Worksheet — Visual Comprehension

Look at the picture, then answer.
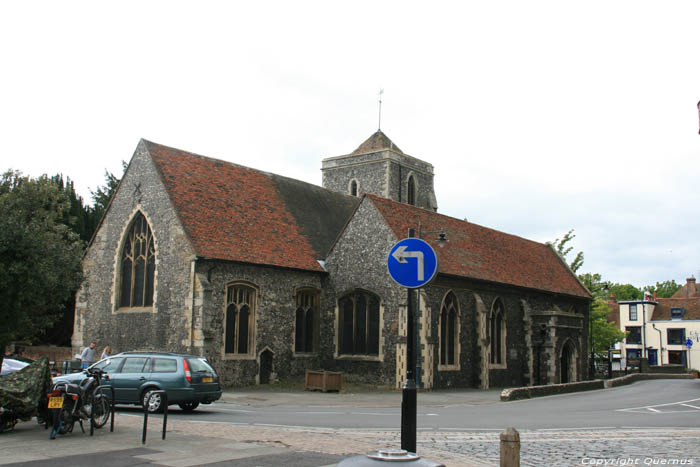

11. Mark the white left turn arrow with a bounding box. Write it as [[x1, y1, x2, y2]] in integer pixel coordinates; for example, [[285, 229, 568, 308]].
[[391, 245, 425, 281]]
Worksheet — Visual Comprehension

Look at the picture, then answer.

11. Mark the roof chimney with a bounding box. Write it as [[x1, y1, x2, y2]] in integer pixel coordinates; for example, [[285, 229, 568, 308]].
[[687, 276, 697, 296]]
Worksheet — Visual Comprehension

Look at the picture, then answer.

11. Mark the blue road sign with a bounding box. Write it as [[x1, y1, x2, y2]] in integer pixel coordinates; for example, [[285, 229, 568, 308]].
[[387, 238, 439, 288], [686, 338, 693, 349]]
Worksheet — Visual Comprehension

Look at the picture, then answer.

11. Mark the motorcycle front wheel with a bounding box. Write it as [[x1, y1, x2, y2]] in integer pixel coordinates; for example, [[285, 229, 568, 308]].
[[91, 394, 110, 428]]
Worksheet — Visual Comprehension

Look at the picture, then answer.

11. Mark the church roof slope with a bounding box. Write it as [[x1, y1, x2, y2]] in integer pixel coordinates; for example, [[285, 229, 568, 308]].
[[367, 195, 591, 299], [352, 130, 403, 154], [145, 140, 360, 272]]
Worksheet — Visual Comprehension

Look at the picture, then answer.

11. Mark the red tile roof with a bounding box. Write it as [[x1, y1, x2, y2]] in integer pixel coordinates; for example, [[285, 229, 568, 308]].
[[672, 277, 699, 299], [352, 130, 403, 155], [367, 195, 591, 298], [651, 298, 700, 321], [145, 141, 359, 272]]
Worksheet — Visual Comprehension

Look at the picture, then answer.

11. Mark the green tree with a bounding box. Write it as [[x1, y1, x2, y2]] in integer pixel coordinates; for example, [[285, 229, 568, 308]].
[[608, 283, 642, 301], [0, 171, 84, 366], [550, 229, 584, 273], [643, 280, 682, 299], [578, 273, 626, 353], [591, 298, 626, 353], [90, 162, 125, 222], [579, 272, 605, 297]]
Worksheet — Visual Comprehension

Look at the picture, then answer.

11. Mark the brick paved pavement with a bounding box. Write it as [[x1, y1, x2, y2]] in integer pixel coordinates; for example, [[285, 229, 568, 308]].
[[120, 414, 700, 466], [335, 427, 700, 466]]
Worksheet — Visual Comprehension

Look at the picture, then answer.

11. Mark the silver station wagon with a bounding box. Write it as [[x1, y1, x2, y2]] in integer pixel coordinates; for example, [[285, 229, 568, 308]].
[[52, 351, 222, 412]]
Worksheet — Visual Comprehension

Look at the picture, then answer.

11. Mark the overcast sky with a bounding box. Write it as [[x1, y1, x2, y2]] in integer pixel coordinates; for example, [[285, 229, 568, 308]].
[[2, 1, 698, 289]]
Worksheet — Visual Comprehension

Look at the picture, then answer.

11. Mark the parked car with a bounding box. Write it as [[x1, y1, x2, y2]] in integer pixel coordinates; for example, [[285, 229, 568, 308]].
[[1, 358, 31, 376], [51, 351, 222, 412]]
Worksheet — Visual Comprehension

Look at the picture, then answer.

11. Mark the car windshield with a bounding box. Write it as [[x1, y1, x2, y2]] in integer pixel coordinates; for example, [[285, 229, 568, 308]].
[[186, 358, 215, 373], [91, 357, 123, 374]]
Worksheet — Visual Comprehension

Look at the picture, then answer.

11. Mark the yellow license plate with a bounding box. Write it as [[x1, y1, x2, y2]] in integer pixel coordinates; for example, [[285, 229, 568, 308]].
[[48, 397, 63, 409], [202, 377, 213, 383]]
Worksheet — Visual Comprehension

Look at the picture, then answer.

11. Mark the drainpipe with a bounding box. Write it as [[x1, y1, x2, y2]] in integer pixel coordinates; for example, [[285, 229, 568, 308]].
[[652, 323, 663, 365], [641, 300, 647, 370]]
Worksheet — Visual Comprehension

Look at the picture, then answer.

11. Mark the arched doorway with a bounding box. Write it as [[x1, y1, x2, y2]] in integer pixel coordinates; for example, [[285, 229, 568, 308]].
[[560, 341, 576, 384], [259, 349, 274, 384]]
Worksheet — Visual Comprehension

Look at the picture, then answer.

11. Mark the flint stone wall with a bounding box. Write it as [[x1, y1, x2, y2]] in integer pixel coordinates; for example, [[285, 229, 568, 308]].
[[74, 141, 196, 357]]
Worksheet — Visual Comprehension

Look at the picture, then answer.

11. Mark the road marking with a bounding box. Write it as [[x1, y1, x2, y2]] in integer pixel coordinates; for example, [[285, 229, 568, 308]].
[[200, 407, 256, 413], [535, 427, 616, 431], [681, 403, 700, 409], [437, 428, 503, 432], [617, 397, 700, 413]]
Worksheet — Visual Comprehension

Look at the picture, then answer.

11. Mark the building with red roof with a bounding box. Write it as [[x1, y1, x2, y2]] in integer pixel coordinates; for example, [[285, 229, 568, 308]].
[[73, 130, 592, 390], [616, 277, 700, 369]]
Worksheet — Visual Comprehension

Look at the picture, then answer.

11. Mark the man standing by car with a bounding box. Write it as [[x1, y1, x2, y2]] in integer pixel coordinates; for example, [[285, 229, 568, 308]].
[[80, 342, 97, 369]]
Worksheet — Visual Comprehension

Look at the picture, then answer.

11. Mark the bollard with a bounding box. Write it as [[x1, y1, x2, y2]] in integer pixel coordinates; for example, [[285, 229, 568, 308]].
[[500, 427, 520, 467]]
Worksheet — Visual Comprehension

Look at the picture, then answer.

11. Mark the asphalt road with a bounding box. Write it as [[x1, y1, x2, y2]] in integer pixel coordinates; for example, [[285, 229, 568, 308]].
[[129, 379, 700, 431]]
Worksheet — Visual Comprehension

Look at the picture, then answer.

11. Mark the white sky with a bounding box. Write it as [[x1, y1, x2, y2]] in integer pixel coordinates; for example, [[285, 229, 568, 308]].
[[2, 1, 699, 289]]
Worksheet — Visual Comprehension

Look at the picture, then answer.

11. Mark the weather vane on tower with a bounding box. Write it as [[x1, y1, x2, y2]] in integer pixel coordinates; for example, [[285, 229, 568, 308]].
[[378, 88, 384, 131]]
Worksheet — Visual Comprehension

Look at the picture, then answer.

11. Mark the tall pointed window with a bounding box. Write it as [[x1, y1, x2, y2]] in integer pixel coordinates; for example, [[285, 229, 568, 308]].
[[295, 289, 319, 353], [225, 284, 256, 356], [439, 292, 459, 367], [407, 175, 416, 206], [119, 212, 156, 309], [338, 290, 380, 356], [490, 299, 506, 366], [350, 180, 358, 197]]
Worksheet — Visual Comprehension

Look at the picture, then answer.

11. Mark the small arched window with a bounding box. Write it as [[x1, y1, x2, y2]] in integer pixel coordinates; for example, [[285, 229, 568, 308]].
[[440, 292, 459, 366], [490, 299, 506, 365], [338, 290, 380, 356], [119, 212, 156, 309], [350, 180, 358, 197], [225, 284, 256, 355], [295, 289, 319, 353], [407, 175, 416, 206]]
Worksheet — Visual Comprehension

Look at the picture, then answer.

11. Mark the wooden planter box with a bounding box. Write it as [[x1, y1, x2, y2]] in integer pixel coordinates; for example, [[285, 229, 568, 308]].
[[305, 370, 343, 392]]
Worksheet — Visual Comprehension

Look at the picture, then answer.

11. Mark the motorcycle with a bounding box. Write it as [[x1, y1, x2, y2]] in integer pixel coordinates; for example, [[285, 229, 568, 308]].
[[48, 367, 111, 439]]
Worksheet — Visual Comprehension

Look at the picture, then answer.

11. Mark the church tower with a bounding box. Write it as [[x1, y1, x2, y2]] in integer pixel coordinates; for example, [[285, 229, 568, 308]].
[[321, 130, 438, 211]]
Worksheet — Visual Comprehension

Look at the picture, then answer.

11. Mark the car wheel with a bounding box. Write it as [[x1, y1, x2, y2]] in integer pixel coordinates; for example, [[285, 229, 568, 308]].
[[142, 388, 163, 413], [178, 401, 199, 412]]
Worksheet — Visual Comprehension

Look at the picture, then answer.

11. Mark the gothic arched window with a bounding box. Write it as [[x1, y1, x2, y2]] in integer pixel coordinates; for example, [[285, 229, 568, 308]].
[[338, 290, 380, 356], [407, 175, 416, 206], [490, 299, 506, 366], [118, 212, 156, 309], [295, 289, 319, 353], [440, 292, 459, 366], [350, 180, 358, 197], [225, 283, 256, 356]]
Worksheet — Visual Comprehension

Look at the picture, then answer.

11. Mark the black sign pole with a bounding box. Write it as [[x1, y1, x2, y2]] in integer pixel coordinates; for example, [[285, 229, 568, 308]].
[[401, 286, 417, 453]]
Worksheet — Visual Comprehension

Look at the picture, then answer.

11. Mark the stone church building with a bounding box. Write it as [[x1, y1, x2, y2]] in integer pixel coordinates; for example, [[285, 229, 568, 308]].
[[73, 131, 591, 389]]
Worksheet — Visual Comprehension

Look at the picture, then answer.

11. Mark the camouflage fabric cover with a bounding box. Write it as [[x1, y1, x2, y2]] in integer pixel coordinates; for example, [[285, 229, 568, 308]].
[[0, 357, 51, 421]]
